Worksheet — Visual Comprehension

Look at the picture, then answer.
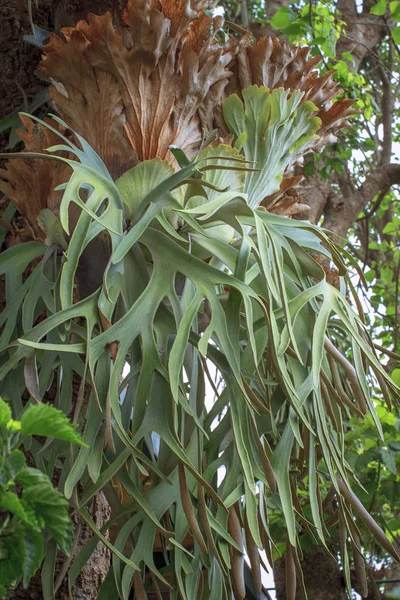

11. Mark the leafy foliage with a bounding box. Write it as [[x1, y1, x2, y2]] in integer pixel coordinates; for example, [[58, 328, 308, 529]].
[[0, 99, 398, 597], [0, 398, 83, 595], [0, 1, 398, 598]]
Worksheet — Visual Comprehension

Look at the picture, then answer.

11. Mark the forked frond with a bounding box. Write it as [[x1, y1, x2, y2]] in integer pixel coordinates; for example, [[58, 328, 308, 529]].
[[0, 3, 393, 599]]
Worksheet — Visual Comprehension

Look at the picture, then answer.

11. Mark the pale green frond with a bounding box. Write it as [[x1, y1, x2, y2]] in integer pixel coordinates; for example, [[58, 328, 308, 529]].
[[222, 86, 321, 208]]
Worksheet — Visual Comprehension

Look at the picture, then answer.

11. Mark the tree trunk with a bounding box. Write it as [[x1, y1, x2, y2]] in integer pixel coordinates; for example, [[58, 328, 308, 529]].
[[274, 546, 347, 600], [0, 0, 50, 142], [52, 0, 126, 32], [8, 494, 110, 600]]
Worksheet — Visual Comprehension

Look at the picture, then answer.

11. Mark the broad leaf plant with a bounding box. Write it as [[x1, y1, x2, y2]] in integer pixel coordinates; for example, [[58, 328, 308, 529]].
[[0, 0, 398, 598], [0, 399, 84, 595]]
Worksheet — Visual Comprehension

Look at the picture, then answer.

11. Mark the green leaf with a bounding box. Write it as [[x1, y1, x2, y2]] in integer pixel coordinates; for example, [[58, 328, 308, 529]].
[[0, 491, 28, 522], [364, 269, 375, 282], [0, 530, 24, 588], [115, 158, 176, 218], [270, 421, 296, 545], [197, 145, 245, 200], [21, 528, 43, 587], [17, 467, 73, 554], [392, 25, 400, 43], [0, 242, 45, 277], [0, 450, 26, 487], [7, 450, 26, 478], [0, 397, 11, 426], [21, 403, 85, 445], [37, 209, 68, 250], [79, 508, 139, 572], [381, 448, 397, 474], [342, 51, 355, 63], [382, 222, 397, 234], [381, 267, 393, 284], [41, 539, 57, 600], [270, 6, 292, 28], [390, 0, 400, 18], [392, 368, 400, 386], [370, 0, 386, 15]]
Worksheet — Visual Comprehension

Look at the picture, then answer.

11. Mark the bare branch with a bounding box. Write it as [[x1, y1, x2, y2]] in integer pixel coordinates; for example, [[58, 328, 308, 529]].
[[376, 48, 394, 164], [241, 0, 249, 29], [322, 164, 400, 241]]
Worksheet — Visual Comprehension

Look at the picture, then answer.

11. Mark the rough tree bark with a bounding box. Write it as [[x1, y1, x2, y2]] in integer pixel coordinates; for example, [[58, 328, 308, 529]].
[[274, 546, 347, 600]]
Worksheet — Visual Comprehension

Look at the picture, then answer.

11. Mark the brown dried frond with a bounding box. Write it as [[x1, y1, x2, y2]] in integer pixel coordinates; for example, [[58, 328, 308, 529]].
[[0, 115, 71, 239], [1, 1, 357, 230], [40, 22, 136, 179], [40, 0, 239, 165], [264, 176, 309, 216]]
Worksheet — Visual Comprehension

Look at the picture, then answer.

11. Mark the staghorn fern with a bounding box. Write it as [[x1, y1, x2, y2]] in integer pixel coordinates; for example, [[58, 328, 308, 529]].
[[0, 1, 398, 599]]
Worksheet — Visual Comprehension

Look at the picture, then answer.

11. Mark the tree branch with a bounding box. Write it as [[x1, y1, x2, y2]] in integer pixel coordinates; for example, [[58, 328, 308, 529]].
[[336, 0, 386, 70], [241, 0, 249, 29], [322, 164, 400, 241], [376, 47, 394, 164]]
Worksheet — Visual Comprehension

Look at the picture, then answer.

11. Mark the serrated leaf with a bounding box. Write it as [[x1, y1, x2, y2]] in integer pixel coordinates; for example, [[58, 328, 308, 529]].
[[21, 528, 43, 587], [17, 467, 73, 553], [0, 491, 28, 522], [5, 450, 26, 480], [22, 488, 73, 554], [0, 530, 24, 588], [21, 403, 84, 445]]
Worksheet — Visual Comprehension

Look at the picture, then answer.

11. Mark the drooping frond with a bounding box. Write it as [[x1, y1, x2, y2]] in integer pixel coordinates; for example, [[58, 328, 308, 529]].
[[0, 4, 388, 600]]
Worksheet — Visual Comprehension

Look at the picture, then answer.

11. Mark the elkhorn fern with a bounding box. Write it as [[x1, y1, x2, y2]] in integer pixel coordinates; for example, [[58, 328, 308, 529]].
[[0, 2, 395, 600]]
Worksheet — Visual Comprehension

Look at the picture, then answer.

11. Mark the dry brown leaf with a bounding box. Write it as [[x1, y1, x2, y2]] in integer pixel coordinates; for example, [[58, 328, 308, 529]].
[[41, 26, 136, 179], [40, 1, 239, 164], [0, 115, 71, 238], [262, 175, 303, 211], [1, 2, 357, 232]]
